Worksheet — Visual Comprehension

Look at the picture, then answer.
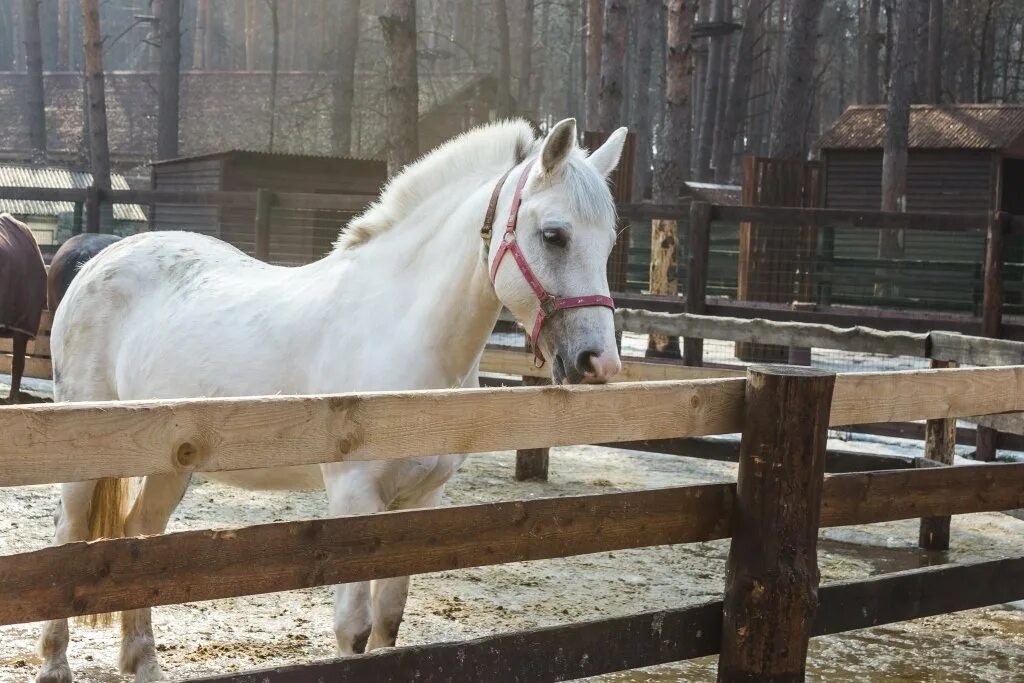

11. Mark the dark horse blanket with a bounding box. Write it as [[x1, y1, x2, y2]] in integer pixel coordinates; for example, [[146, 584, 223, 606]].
[[0, 214, 46, 338]]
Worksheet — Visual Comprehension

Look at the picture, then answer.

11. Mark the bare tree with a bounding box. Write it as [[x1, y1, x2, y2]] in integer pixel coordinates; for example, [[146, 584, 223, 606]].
[[695, 0, 729, 180], [496, 0, 513, 116], [648, 0, 695, 358], [380, 0, 418, 176], [267, 0, 279, 151], [157, 0, 181, 160], [57, 0, 71, 70], [863, 0, 881, 103], [597, 0, 627, 131], [246, 0, 260, 70], [81, 0, 111, 231], [876, 0, 916, 296], [769, 0, 825, 159], [517, 0, 535, 118], [631, 0, 659, 199], [332, 0, 361, 156], [193, 0, 210, 69], [22, 0, 46, 159], [713, 0, 763, 182], [585, 0, 603, 129], [926, 0, 942, 103]]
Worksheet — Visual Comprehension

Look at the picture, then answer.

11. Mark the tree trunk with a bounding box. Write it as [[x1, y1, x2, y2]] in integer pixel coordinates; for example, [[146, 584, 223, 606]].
[[193, 0, 208, 68], [22, 0, 46, 159], [245, 0, 260, 70], [81, 0, 111, 231], [876, 0, 915, 298], [714, 0, 762, 183], [768, 0, 825, 159], [517, 0, 535, 118], [380, 0, 418, 177], [495, 0, 513, 116], [585, 0, 603, 129], [631, 0, 658, 199], [863, 0, 880, 103], [57, 0, 70, 70], [648, 0, 695, 359], [267, 0, 279, 151], [596, 0, 627, 132], [913, 0, 929, 101], [157, 0, 181, 160], [529, 0, 550, 117], [332, 0, 361, 157], [695, 0, 729, 180], [926, 0, 942, 103]]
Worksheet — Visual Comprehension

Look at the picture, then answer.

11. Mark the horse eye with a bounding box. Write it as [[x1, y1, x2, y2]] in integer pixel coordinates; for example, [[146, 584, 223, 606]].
[[542, 227, 569, 247]]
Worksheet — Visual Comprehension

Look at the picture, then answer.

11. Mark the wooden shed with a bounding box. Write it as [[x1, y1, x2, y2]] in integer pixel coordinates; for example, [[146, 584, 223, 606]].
[[818, 104, 1024, 213], [816, 104, 1024, 314], [151, 151, 386, 264]]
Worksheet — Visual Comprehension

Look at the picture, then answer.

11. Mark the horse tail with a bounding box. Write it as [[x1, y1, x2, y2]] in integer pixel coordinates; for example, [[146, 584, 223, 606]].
[[77, 477, 134, 627]]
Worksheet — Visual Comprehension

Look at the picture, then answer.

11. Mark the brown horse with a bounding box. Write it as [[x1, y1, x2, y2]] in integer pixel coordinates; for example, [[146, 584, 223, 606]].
[[47, 232, 121, 311], [0, 214, 46, 403]]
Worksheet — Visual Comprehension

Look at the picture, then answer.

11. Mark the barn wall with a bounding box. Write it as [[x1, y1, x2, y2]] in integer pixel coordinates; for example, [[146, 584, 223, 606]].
[[150, 158, 223, 237], [821, 149, 994, 313]]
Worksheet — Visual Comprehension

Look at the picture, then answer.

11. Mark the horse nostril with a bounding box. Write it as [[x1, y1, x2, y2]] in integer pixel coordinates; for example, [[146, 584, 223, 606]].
[[576, 350, 599, 375]]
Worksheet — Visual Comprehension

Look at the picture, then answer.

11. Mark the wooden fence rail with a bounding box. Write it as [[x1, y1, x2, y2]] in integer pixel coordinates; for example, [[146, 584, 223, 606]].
[[2, 461, 1021, 626], [186, 556, 1024, 683], [3, 366, 1024, 486]]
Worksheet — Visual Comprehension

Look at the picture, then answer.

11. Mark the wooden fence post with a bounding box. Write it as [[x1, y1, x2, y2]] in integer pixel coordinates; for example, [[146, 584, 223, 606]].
[[977, 212, 1008, 462], [72, 201, 83, 235], [718, 365, 836, 683], [84, 185, 100, 233], [684, 201, 711, 366], [515, 377, 550, 481], [918, 359, 959, 551], [255, 188, 272, 261]]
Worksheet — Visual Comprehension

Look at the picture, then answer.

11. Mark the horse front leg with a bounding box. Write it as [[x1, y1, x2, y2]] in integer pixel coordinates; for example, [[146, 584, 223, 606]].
[[37, 481, 100, 683], [324, 465, 387, 655], [119, 472, 191, 683], [9, 332, 27, 403], [367, 485, 445, 651]]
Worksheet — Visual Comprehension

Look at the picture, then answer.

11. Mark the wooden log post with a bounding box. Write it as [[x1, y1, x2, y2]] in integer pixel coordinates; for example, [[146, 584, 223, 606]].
[[515, 375, 551, 481], [918, 361, 958, 551], [718, 365, 836, 683], [84, 185, 100, 233], [646, 217, 681, 358], [684, 201, 711, 366], [254, 188, 272, 261], [976, 212, 1008, 462]]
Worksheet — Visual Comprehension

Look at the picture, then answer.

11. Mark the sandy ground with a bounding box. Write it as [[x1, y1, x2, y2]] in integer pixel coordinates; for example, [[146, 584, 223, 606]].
[[1, 443, 1023, 682]]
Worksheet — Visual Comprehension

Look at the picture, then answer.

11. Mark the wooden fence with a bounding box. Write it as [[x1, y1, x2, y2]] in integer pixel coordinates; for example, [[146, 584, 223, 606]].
[[2, 364, 1024, 681]]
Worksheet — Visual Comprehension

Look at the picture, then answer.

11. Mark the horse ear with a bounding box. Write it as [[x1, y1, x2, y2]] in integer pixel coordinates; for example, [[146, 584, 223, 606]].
[[540, 118, 577, 176], [588, 127, 629, 178]]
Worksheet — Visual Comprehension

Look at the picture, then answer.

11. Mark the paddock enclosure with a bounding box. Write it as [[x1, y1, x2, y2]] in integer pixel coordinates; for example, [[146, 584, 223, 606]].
[[2, 352, 1024, 680], [3, 184, 1024, 680]]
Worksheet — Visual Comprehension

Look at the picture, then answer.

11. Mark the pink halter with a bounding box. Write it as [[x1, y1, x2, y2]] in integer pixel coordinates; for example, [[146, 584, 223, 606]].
[[482, 160, 615, 365]]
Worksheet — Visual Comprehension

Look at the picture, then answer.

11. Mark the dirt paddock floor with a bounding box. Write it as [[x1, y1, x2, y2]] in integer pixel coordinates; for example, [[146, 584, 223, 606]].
[[1, 441, 1023, 682]]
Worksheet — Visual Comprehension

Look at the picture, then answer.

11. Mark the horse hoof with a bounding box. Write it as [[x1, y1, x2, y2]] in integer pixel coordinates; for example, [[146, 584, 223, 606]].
[[133, 661, 168, 683], [35, 660, 73, 683]]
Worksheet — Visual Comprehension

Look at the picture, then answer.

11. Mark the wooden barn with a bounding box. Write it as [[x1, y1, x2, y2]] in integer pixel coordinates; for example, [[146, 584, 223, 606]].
[[816, 104, 1024, 314], [150, 150, 385, 264]]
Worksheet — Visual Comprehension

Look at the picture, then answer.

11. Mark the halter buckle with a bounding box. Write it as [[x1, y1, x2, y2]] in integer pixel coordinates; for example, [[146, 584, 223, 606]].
[[502, 230, 516, 243], [540, 296, 557, 315]]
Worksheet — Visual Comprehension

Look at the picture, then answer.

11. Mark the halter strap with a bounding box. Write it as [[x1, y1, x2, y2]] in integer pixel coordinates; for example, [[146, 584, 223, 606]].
[[483, 160, 615, 366]]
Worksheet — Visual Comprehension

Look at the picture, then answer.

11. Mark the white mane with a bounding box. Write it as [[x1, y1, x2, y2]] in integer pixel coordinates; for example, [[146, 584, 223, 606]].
[[336, 119, 537, 251]]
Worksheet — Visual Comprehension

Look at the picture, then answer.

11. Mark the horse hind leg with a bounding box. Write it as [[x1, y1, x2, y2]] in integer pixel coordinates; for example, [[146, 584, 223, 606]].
[[36, 480, 104, 683], [8, 332, 27, 403], [119, 472, 192, 683]]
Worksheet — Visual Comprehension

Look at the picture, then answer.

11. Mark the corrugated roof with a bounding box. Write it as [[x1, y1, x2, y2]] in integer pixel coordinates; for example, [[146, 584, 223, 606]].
[[0, 164, 146, 221], [151, 148, 385, 166], [818, 104, 1024, 151]]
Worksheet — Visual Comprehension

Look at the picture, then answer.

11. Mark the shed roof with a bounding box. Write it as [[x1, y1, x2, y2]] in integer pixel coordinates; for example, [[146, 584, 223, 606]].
[[818, 104, 1024, 152], [151, 148, 385, 167], [0, 164, 146, 221]]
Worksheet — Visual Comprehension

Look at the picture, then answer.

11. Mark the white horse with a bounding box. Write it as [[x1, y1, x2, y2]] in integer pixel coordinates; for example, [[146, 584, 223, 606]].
[[37, 118, 627, 683]]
